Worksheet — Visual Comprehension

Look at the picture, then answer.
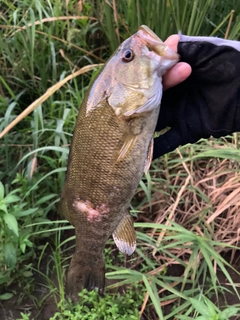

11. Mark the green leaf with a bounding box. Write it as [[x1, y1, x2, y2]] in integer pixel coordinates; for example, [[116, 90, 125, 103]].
[[0, 292, 13, 300], [205, 298, 218, 317], [20, 242, 26, 253], [189, 298, 210, 316], [0, 202, 8, 214], [22, 271, 33, 278], [142, 276, 164, 320], [14, 207, 38, 217], [220, 307, 240, 318], [4, 242, 17, 269], [4, 194, 20, 204], [3, 213, 19, 236], [0, 181, 4, 200]]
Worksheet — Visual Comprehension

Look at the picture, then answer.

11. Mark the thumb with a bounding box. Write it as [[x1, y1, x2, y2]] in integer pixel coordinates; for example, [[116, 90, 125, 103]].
[[153, 128, 184, 159]]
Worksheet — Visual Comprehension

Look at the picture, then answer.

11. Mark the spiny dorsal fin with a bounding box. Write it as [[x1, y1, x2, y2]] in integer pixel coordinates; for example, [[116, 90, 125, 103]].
[[112, 214, 136, 255]]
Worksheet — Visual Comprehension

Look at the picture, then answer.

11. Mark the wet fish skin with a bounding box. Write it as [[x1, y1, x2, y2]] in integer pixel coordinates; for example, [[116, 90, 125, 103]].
[[58, 25, 179, 300]]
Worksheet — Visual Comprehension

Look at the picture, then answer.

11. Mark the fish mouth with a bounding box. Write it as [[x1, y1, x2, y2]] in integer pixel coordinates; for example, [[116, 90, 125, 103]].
[[136, 25, 179, 61]]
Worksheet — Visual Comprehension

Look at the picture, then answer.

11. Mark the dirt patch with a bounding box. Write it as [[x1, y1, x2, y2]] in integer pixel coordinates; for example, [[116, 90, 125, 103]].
[[1, 251, 240, 320], [215, 253, 240, 315]]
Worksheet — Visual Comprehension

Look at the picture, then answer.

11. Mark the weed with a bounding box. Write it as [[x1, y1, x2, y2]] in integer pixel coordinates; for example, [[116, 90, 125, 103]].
[[177, 296, 240, 319], [16, 312, 31, 320], [51, 287, 143, 320]]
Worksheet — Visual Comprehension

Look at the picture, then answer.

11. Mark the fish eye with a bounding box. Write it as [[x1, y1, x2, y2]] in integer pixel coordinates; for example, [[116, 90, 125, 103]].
[[122, 49, 134, 62]]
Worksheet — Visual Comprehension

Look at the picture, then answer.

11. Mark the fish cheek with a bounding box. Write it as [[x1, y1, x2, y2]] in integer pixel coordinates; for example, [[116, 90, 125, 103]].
[[115, 96, 145, 117], [107, 83, 146, 117]]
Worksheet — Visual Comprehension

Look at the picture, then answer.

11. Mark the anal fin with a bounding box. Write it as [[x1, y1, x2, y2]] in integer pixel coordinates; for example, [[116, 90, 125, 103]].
[[112, 213, 136, 255]]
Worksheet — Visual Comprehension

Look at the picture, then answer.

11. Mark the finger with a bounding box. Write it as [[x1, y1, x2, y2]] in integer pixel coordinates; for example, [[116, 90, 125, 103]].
[[164, 34, 180, 51], [163, 62, 192, 90]]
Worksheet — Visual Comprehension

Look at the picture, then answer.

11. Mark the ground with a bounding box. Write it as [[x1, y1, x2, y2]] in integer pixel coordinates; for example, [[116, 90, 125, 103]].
[[1, 250, 240, 320]]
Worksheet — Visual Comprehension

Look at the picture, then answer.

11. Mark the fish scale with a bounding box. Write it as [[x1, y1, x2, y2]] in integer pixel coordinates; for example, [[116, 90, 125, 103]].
[[58, 25, 179, 300], [62, 99, 149, 227]]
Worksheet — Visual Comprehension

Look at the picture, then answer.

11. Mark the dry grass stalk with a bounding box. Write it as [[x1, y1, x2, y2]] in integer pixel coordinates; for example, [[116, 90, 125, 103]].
[[11, 16, 97, 35], [0, 64, 103, 139], [139, 148, 240, 270], [153, 175, 191, 256]]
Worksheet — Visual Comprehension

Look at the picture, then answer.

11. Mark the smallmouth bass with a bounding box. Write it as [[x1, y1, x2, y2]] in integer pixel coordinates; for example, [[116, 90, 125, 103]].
[[58, 25, 179, 299]]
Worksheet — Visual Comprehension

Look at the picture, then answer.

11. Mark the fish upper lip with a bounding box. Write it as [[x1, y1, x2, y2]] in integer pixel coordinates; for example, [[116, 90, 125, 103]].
[[136, 26, 164, 49], [136, 26, 179, 61], [138, 25, 163, 42]]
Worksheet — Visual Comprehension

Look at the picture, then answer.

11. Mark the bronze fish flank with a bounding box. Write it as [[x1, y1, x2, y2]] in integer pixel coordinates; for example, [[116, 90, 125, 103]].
[[58, 25, 179, 299]]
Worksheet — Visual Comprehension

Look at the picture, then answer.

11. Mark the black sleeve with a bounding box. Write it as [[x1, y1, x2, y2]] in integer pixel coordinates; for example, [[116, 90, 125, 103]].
[[153, 36, 240, 159]]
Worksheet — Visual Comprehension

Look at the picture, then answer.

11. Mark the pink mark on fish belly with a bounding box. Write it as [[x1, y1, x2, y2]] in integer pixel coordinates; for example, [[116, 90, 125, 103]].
[[73, 199, 110, 222]]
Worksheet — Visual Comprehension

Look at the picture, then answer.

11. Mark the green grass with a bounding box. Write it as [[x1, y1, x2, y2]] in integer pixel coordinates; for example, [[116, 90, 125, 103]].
[[1, 0, 240, 319]]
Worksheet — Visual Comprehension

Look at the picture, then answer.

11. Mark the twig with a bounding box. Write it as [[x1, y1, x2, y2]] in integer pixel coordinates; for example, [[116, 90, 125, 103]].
[[153, 175, 191, 256], [225, 10, 234, 39], [11, 16, 97, 35], [0, 64, 103, 138]]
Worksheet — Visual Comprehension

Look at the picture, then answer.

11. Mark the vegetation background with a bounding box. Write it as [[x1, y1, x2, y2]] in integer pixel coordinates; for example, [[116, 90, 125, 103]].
[[1, 0, 240, 319]]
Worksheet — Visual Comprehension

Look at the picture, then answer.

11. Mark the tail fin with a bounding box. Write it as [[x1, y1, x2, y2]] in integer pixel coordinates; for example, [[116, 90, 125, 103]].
[[66, 250, 105, 301]]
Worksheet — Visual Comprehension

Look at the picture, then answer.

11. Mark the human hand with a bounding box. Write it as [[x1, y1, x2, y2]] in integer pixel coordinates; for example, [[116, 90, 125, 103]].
[[163, 35, 192, 90], [154, 34, 240, 158]]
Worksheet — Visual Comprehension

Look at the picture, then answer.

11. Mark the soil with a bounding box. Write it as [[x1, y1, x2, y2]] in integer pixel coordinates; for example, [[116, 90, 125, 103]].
[[161, 252, 240, 320], [1, 250, 240, 320]]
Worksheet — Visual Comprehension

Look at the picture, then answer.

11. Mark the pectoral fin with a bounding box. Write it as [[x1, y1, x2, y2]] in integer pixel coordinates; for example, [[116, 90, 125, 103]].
[[115, 133, 137, 163], [112, 213, 136, 255], [144, 138, 153, 174], [115, 117, 146, 163]]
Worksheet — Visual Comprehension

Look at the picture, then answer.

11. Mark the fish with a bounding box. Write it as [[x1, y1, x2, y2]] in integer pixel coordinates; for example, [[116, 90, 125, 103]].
[[58, 25, 179, 300]]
